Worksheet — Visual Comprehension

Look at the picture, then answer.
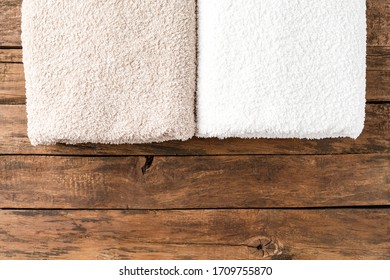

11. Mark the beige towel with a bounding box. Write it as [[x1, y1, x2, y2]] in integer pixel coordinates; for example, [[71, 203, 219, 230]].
[[22, 0, 196, 145]]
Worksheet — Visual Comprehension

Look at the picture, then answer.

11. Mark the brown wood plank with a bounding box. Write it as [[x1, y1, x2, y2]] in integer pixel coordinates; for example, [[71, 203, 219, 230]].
[[1, 154, 389, 209], [0, 63, 24, 104], [0, 0, 21, 47], [367, 70, 390, 101], [1, 0, 389, 47], [1, 104, 389, 155], [0, 209, 388, 259], [0, 49, 22, 63], [367, 0, 390, 46], [367, 46, 390, 70]]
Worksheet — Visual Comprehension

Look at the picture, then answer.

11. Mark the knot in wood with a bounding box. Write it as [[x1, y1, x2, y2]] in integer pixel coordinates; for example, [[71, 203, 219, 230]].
[[246, 236, 282, 259]]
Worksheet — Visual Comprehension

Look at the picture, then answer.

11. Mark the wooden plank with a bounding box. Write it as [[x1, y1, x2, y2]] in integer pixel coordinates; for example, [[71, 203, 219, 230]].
[[1, 104, 389, 155], [0, 63, 24, 104], [0, 209, 388, 259], [367, 0, 390, 46], [367, 70, 390, 101], [1, 0, 389, 47], [0, 49, 22, 63], [0, 0, 21, 47], [0, 154, 389, 209], [367, 46, 390, 70]]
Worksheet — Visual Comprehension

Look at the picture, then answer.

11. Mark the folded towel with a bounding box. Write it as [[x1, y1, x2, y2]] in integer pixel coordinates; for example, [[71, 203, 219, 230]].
[[22, 0, 196, 145], [197, 0, 366, 139]]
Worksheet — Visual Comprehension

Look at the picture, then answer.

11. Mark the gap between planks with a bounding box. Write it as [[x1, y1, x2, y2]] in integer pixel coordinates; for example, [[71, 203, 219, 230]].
[[1, 206, 389, 211]]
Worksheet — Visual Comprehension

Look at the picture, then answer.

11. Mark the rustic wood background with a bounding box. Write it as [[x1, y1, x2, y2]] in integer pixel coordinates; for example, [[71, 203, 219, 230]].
[[0, 0, 389, 260]]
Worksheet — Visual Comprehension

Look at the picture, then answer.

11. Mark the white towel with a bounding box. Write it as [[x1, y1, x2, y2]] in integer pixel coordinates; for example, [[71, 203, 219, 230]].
[[197, 0, 366, 139], [22, 0, 196, 145]]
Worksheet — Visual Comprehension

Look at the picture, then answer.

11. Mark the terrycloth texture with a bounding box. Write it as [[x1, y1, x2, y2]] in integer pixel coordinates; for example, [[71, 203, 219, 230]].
[[197, 0, 366, 139], [22, 0, 196, 145]]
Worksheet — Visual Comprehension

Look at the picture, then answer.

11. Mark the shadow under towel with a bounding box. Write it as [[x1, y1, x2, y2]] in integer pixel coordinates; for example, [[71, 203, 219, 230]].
[[197, 0, 366, 139], [22, 0, 196, 145]]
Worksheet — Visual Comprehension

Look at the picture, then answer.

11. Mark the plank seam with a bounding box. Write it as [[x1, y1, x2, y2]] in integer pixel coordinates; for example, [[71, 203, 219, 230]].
[[0, 152, 389, 157], [1, 206, 389, 211]]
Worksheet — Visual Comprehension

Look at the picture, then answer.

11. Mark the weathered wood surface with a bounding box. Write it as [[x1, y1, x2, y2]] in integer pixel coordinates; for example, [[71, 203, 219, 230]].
[[0, 0, 21, 47], [0, 154, 389, 209], [0, 64, 24, 104], [367, 0, 390, 46], [1, 0, 389, 47], [367, 70, 390, 101], [0, 49, 22, 63], [367, 46, 390, 71], [1, 104, 389, 155], [0, 0, 389, 262], [1, 47, 389, 104], [0, 209, 388, 259]]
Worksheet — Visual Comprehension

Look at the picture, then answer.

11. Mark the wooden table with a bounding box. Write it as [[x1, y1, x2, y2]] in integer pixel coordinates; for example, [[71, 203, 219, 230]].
[[0, 0, 389, 259]]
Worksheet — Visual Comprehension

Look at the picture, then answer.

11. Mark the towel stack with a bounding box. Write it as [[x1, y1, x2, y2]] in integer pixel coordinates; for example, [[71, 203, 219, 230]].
[[22, 0, 366, 145]]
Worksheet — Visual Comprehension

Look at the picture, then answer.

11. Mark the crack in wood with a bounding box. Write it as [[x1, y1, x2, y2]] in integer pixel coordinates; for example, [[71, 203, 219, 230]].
[[141, 156, 154, 175]]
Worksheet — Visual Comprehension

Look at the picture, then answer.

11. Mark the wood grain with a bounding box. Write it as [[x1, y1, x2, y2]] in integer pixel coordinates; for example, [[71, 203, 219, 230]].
[[0, 154, 389, 209], [1, 104, 389, 155], [367, 0, 390, 46], [0, 63, 24, 104], [1, 0, 389, 47], [367, 70, 390, 101], [0, 49, 22, 63], [0, 209, 388, 259], [0, 0, 21, 47], [0, 0, 389, 262], [367, 46, 390, 70]]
